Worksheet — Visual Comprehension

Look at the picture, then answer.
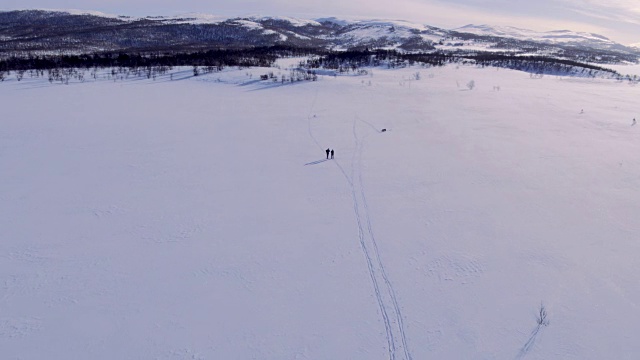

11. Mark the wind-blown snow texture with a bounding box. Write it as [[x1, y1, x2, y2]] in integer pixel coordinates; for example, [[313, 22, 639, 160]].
[[2, 63, 640, 359]]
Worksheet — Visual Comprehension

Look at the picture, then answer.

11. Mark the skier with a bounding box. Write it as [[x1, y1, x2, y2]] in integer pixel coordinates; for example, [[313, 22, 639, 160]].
[[633, 118, 636, 126], [326, 148, 330, 159], [330, 149, 334, 159]]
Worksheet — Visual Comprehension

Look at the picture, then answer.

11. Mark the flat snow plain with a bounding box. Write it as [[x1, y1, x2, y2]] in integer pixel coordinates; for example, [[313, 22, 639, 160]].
[[1, 63, 640, 359]]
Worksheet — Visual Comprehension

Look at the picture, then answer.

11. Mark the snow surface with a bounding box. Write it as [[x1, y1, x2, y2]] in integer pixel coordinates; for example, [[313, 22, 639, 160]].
[[2, 64, 640, 359], [604, 63, 640, 77]]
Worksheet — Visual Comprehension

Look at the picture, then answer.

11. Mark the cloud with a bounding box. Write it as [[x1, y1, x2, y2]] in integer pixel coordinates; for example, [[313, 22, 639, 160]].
[[564, 0, 640, 23]]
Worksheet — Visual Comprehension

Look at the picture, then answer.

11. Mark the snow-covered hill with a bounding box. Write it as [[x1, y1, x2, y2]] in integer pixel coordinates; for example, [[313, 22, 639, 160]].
[[2, 61, 640, 359], [454, 24, 617, 47], [327, 19, 444, 50]]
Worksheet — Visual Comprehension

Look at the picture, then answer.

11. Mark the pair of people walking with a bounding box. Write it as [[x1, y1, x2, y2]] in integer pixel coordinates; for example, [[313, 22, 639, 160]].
[[325, 148, 334, 160]]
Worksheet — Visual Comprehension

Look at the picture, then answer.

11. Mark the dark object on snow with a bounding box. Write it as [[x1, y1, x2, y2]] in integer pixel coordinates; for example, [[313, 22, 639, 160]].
[[381, 128, 387, 132], [330, 149, 334, 159], [326, 148, 330, 159]]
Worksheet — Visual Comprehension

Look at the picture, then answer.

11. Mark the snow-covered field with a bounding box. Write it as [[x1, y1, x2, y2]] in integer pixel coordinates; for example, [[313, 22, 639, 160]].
[[2, 63, 640, 359], [605, 63, 640, 77]]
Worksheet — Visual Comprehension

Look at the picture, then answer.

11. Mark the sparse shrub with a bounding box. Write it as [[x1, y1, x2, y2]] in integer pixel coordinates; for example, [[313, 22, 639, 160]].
[[537, 303, 549, 326], [467, 80, 475, 90]]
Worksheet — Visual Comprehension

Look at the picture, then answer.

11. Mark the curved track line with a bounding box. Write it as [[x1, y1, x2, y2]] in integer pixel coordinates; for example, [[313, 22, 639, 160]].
[[305, 92, 411, 359], [354, 119, 412, 360], [306, 89, 323, 150], [351, 120, 396, 359]]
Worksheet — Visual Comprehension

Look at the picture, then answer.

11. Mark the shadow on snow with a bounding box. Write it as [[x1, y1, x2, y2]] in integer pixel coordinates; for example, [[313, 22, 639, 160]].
[[305, 159, 329, 166]]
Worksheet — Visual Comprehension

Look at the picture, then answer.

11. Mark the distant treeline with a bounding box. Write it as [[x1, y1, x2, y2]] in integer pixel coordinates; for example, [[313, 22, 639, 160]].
[[303, 49, 620, 77], [470, 53, 618, 75], [0, 46, 320, 72], [0, 46, 630, 80]]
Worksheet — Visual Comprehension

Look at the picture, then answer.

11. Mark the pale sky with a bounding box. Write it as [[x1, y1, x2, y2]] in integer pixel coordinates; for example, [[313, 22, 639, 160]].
[[3, 0, 640, 45]]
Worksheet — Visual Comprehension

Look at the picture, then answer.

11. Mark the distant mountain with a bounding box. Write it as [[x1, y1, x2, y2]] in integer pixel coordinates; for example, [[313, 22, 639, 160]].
[[1, 10, 638, 64], [453, 24, 624, 51]]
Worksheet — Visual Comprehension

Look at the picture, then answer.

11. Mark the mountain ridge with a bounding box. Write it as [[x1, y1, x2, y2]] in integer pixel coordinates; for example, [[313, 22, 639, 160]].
[[0, 9, 638, 64]]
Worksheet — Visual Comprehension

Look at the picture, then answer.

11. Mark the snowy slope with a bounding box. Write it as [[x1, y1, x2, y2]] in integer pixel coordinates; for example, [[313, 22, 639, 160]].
[[145, 13, 229, 25], [334, 19, 444, 45], [44, 9, 127, 19], [454, 24, 618, 48], [253, 15, 322, 27], [2, 64, 640, 359]]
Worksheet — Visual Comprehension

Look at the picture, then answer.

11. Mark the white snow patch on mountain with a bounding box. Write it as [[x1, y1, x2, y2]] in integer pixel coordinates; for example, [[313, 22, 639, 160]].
[[251, 15, 322, 27], [262, 29, 288, 41], [39, 8, 130, 20], [231, 19, 263, 30], [360, 19, 429, 32], [147, 13, 228, 25]]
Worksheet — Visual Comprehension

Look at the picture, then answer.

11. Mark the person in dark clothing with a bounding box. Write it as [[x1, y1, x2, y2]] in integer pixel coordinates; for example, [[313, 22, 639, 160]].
[[326, 148, 330, 159], [330, 149, 334, 159]]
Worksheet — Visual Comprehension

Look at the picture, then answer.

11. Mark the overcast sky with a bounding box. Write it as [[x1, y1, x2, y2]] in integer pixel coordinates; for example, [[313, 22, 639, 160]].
[[3, 0, 640, 44]]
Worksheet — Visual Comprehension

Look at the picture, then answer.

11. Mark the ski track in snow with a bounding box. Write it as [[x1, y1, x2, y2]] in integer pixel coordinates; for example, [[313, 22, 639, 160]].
[[349, 120, 396, 360], [516, 324, 545, 360], [306, 93, 411, 359], [354, 119, 412, 360]]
